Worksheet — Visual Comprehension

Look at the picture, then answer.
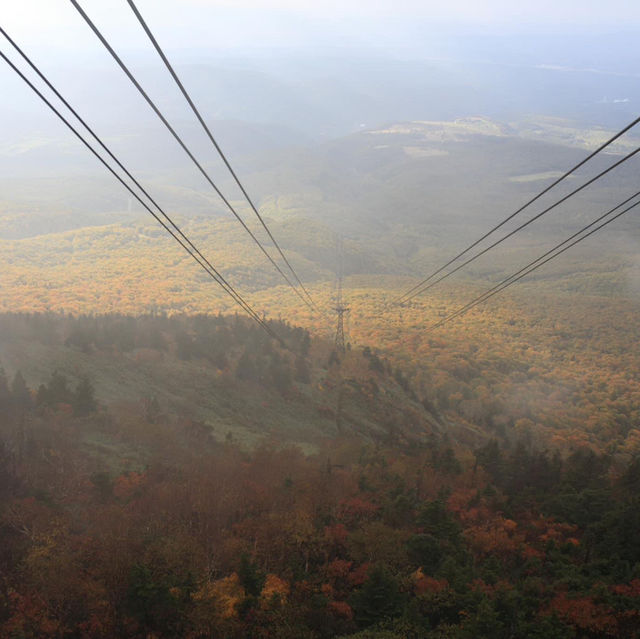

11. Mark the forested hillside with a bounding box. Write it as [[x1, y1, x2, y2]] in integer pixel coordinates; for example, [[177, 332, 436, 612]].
[[1, 313, 639, 638], [0, 312, 441, 449], [4, 1, 640, 635]]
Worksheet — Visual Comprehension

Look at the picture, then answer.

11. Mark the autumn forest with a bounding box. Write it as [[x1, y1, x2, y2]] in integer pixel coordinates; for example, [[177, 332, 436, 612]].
[[3, 1, 640, 636], [0, 311, 639, 638]]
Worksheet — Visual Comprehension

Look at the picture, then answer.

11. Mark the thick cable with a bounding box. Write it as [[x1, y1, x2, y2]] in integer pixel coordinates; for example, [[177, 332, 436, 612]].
[[69, 0, 315, 313], [394, 114, 640, 305], [1, 48, 281, 342], [427, 194, 640, 331], [399, 144, 640, 305], [125, 0, 319, 313], [0, 26, 269, 333]]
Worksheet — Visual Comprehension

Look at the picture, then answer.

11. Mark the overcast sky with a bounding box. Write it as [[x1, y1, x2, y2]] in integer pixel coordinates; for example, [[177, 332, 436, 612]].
[[4, 0, 640, 57]]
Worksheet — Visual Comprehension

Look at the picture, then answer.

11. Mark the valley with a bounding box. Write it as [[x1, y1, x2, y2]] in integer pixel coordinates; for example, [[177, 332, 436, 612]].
[[2, 12, 640, 634]]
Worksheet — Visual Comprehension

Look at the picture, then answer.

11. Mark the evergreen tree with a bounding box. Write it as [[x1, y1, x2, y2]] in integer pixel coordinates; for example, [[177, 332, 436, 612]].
[[47, 370, 71, 405], [73, 376, 97, 415], [145, 396, 161, 424], [295, 355, 311, 384], [269, 353, 292, 394], [35, 383, 48, 407], [238, 553, 265, 597], [0, 365, 10, 410], [236, 350, 259, 382], [299, 331, 311, 357], [462, 597, 505, 638], [369, 354, 385, 374], [417, 499, 461, 542], [11, 370, 31, 410], [65, 327, 92, 353], [407, 533, 442, 573], [351, 564, 404, 628]]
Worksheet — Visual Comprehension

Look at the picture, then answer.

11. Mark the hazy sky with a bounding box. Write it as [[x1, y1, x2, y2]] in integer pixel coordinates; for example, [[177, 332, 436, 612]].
[[3, 0, 640, 56]]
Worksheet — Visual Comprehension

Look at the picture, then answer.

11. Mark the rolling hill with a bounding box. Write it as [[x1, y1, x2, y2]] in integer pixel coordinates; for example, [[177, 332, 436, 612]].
[[0, 312, 444, 455]]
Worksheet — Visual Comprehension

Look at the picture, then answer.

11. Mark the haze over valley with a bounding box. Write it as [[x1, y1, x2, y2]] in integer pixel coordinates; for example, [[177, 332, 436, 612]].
[[1, 2, 640, 637]]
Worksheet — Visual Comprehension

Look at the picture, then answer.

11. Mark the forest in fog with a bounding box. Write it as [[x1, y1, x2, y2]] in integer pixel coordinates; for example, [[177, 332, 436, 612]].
[[2, 0, 640, 636]]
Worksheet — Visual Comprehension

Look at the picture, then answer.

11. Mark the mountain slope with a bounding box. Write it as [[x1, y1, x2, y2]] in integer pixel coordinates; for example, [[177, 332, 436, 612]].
[[0, 312, 443, 453]]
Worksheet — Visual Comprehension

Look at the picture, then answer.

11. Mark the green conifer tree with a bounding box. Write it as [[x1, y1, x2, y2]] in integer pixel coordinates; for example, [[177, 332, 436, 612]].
[[73, 376, 97, 415], [11, 371, 31, 410]]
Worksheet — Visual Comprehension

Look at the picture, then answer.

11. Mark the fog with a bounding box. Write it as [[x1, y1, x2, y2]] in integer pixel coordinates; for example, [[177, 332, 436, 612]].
[[2, 8, 640, 634], [2, 0, 639, 283]]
